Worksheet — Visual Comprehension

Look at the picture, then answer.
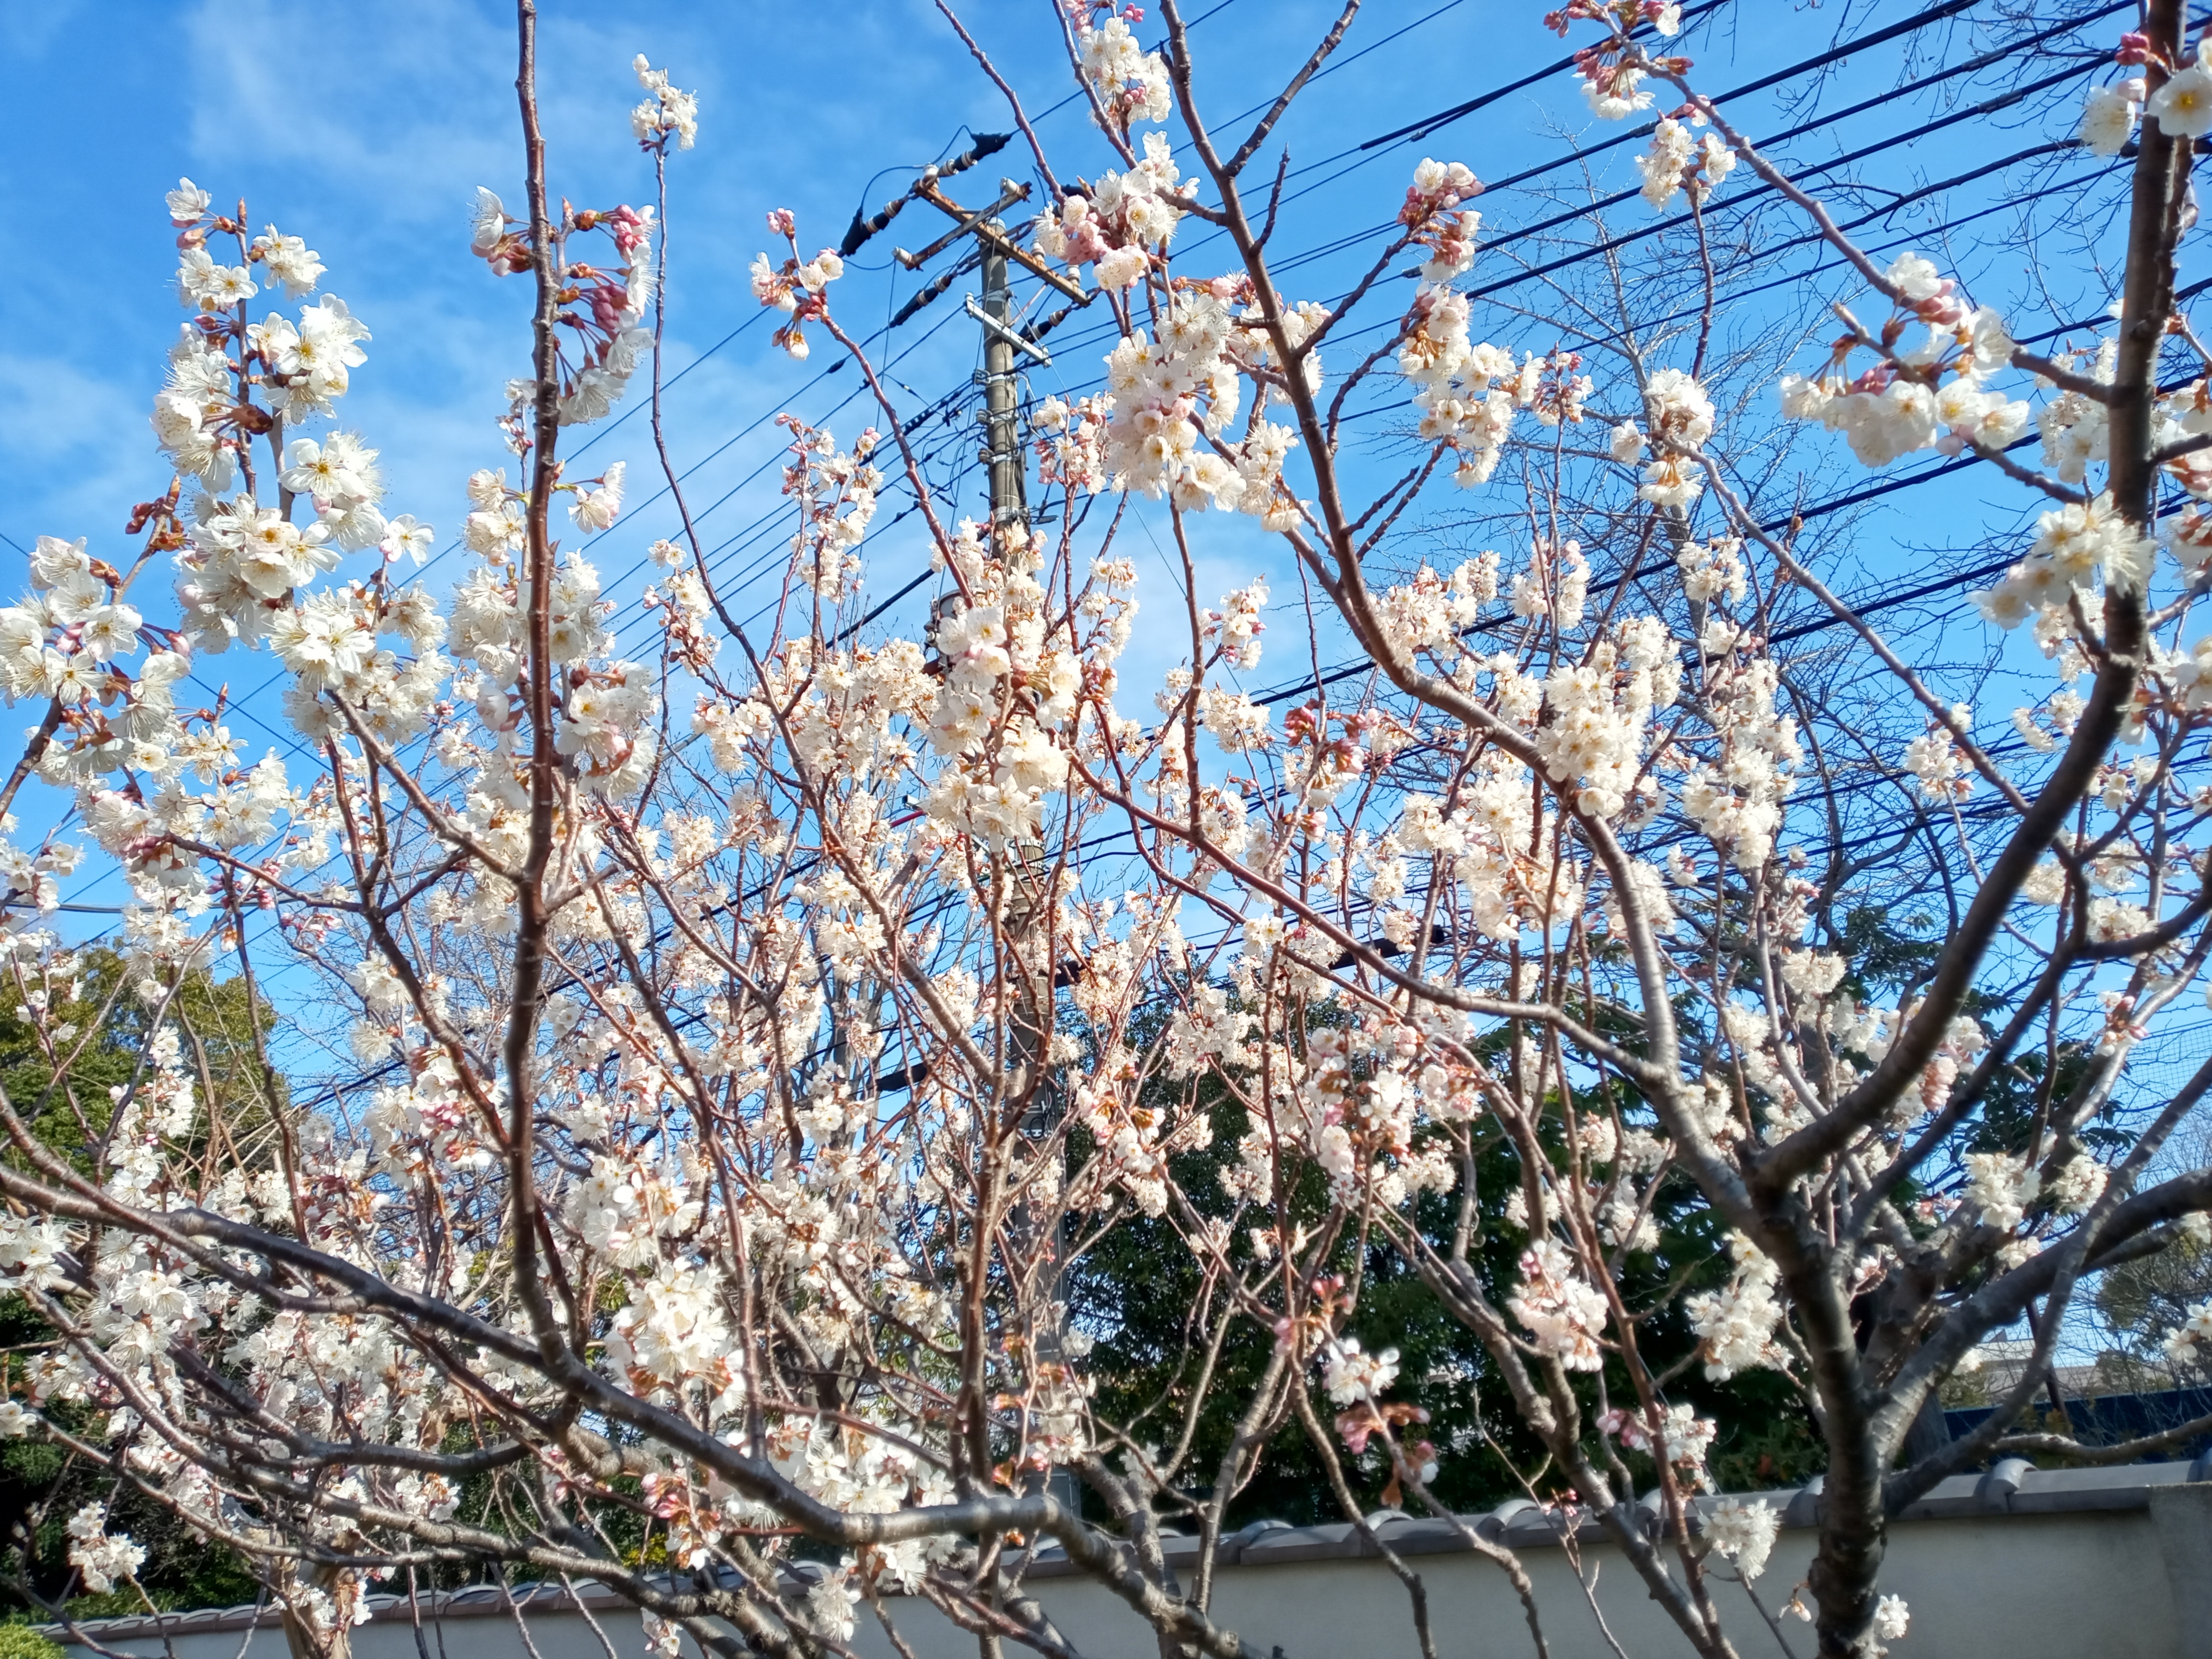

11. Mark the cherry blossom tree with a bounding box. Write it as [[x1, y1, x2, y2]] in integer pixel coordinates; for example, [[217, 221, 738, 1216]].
[[4, 3, 2212, 1659]]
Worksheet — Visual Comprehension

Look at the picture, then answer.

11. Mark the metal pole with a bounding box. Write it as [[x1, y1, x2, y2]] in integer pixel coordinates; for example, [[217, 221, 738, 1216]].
[[975, 232, 1076, 1508], [982, 213, 1044, 1161], [981, 223, 1026, 536]]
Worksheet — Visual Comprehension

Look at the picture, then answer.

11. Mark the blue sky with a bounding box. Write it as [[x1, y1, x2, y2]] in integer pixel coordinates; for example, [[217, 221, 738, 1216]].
[[0, 0, 1548, 563], [0, 0, 1620, 1049], [0, 0, 2169, 1097], [0, 0, 2108, 695], [0, 0, 1605, 874], [0, 0, 1552, 731], [6, 0, 2203, 1363]]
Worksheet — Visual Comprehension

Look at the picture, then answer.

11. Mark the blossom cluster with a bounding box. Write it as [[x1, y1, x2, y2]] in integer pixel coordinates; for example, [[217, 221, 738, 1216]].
[[1778, 255, 2026, 468], [1634, 115, 1734, 210], [1073, 6, 1171, 130], [631, 54, 699, 150], [9, 24, 2212, 1659]]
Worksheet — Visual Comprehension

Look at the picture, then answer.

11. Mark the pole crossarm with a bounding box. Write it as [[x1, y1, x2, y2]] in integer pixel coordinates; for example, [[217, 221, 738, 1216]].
[[966, 294, 1054, 366]]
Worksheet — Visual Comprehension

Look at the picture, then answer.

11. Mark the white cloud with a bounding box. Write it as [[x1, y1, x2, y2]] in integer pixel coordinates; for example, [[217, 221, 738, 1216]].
[[0, 0, 84, 60], [0, 354, 153, 550], [181, 0, 517, 224]]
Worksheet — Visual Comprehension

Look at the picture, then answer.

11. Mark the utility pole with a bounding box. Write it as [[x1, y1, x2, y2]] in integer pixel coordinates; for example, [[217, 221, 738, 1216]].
[[846, 146, 1084, 1507], [979, 230, 1028, 538], [978, 223, 1071, 1501]]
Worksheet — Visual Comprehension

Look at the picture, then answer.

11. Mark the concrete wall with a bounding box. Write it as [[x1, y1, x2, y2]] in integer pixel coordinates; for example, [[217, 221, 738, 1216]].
[[57, 1463, 2212, 1659]]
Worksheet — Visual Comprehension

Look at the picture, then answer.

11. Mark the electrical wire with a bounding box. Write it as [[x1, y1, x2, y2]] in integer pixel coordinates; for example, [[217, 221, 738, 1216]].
[[55, 1, 2180, 1099]]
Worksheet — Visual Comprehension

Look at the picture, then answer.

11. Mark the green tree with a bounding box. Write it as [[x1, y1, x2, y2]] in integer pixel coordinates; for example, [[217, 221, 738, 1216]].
[[2, 950, 279, 1620], [1065, 998, 1824, 1531]]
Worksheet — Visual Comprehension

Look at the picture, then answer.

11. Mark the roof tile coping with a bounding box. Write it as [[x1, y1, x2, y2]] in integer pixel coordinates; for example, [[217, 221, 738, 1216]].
[[46, 1458, 2212, 1642]]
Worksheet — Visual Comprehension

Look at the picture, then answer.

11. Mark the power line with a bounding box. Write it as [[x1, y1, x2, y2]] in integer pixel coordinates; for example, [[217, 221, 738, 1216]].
[[3, 1, 2115, 622], [104, 33, 2146, 829], [1202, 0, 1476, 138], [1026, 0, 2125, 372], [931, 138, 2125, 554], [1404, 0, 2111, 197], [1082, 0, 2099, 303], [1461, 60, 2100, 303], [969, 91, 2132, 524], [107, 6, 2176, 1110], [484, 0, 2072, 678], [1351, 0, 1739, 153], [564, 99, 2149, 797]]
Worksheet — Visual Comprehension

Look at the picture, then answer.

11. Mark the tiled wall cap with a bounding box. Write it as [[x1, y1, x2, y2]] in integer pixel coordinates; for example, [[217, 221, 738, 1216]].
[[1239, 1521, 1357, 1563], [1784, 1473, 1825, 1529], [1975, 1457, 2034, 1510], [1900, 1472, 2004, 1522], [1469, 1507, 1515, 1543], [1236, 1526, 1311, 1561], [43, 1461, 2212, 1644], [1218, 1519, 1291, 1564], [1501, 1505, 1571, 1544]]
